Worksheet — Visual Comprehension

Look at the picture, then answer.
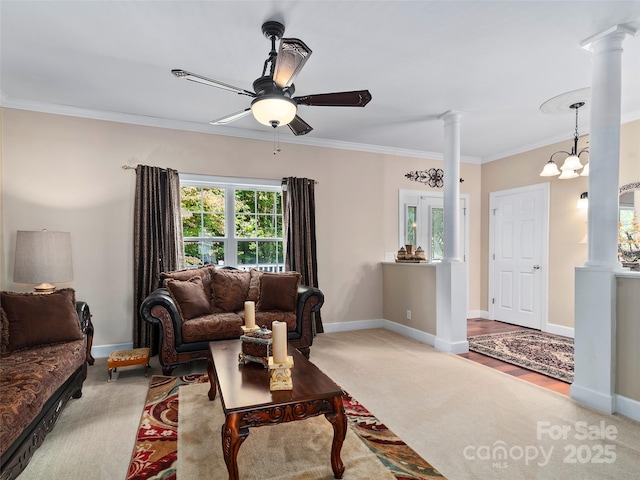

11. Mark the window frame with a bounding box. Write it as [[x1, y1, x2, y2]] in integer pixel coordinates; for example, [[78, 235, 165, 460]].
[[180, 174, 284, 270], [398, 189, 469, 263]]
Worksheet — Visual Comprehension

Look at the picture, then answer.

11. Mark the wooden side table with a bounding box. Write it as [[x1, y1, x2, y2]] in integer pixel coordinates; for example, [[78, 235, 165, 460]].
[[107, 347, 150, 382]]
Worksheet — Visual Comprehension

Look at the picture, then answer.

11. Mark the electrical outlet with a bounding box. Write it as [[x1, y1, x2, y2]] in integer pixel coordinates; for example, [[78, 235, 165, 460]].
[[406, 310, 412, 320]]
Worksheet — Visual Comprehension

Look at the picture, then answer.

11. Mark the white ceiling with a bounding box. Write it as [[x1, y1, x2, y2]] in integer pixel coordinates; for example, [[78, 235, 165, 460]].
[[1, 1, 639, 162]]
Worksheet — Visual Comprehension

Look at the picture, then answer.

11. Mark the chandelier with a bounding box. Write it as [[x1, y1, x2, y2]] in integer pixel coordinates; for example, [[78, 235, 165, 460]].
[[539, 102, 589, 179]]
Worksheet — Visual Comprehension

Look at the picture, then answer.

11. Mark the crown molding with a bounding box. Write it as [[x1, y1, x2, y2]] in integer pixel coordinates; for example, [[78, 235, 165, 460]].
[[0, 94, 482, 164], [481, 109, 640, 164]]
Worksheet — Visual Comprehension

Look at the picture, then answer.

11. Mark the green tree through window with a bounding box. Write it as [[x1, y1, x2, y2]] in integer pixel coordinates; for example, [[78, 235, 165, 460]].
[[180, 183, 283, 270]]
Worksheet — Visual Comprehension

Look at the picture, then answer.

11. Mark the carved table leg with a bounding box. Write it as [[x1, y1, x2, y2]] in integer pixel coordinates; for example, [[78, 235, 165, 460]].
[[207, 353, 217, 401], [221, 413, 249, 480], [325, 394, 347, 479]]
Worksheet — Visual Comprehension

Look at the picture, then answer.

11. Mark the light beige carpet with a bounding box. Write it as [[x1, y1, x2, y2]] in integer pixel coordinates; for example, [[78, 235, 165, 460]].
[[311, 330, 640, 480], [177, 382, 395, 479]]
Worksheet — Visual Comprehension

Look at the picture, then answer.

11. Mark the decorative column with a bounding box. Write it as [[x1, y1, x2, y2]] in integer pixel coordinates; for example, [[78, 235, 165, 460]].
[[583, 25, 634, 269], [441, 111, 462, 262], [572, 25, 636, 414], [435, 110, 468, 354]]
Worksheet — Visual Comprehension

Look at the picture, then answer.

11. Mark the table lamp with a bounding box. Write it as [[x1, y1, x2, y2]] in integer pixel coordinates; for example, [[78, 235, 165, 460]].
[[13, 230, 73, 293]]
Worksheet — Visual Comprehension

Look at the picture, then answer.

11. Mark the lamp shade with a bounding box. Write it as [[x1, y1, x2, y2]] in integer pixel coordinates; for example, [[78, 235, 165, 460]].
[[540, 160, 561, 177], [558, 169, 579, 180], [14, 230, 73, 292], [560, 155, 583, 171], [251, 96, 297, 127], [580, 161, 589, 176]]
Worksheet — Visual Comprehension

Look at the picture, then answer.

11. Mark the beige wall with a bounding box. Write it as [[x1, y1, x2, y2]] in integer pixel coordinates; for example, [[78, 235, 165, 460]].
[[616, 275, 640, 402], [382, 263, 437, 334], [0, 108, 482, 348], [480, 119, 640, 328]]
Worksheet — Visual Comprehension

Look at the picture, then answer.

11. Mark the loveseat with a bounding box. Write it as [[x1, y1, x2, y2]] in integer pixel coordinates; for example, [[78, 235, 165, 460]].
[[0, 289, 94, 480], [141, 265, 324, 375]]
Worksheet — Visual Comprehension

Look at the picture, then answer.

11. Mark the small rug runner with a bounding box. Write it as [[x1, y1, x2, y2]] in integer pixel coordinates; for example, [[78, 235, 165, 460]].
[[126, 374, 444, 480], [468, 330, 573, 383]]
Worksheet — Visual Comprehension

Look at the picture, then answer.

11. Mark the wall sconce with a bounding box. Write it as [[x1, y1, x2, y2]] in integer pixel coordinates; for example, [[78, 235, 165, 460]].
[[13, 230, 73, 293], [577, 192, 588, 209]]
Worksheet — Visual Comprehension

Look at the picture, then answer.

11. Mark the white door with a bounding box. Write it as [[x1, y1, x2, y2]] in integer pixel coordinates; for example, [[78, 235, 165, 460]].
[[489, 184, 549, 330]]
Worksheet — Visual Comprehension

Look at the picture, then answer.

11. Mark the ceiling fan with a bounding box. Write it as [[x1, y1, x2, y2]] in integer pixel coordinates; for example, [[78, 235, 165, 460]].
[[172, 20, 372, 136]]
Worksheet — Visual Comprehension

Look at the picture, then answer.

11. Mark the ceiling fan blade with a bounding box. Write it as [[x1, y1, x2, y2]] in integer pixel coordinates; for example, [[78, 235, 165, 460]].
[[273, 38, 312, 88], [209, 108, 252, 125], [172, 69, 255, 97], [288, 115, 313, 136], [293, 90, 372, 107]]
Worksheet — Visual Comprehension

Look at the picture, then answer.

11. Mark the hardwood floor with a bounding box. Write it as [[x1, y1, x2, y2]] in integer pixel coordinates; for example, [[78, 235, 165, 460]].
[[459, 318, 571, 396]]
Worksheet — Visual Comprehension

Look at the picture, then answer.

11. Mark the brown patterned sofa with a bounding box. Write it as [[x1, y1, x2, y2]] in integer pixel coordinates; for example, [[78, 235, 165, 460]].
[[141, 265, 324, 375], [0, 289, 94, 480]]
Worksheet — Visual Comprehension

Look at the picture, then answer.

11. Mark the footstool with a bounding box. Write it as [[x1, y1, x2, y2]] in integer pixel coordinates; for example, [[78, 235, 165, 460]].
[[107, 347, 150, 382]]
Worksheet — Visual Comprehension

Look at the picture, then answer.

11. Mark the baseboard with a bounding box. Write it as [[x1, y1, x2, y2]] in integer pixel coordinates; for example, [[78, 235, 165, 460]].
[[91, 342, 134, 359], [322, 319, 384, 333], [545, 323, 575, 338], [615, 394, 640, 422], [321, 319, 437, 347], [570, 383, 616, 414], [382, 320, 436, 347], [434, 338, 469, 354], [469, 310, 489, 319]]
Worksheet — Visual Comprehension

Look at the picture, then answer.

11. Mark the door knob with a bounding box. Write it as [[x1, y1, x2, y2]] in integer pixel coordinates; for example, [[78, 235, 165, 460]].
[[533, 265, 541, 270]]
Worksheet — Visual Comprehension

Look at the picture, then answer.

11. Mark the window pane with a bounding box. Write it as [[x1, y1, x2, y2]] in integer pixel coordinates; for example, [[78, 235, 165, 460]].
[[431, 207, 444, 261], [237, 241, 257, 265], [202, 187, 224, 213], [406, 206, 417, 246], [276, 192, 282, 214], [182, 211, 201, 237], [184, 241, 224, 267], [181, 186, 203, 212], [235, 214, 257, 237], [202, 213, 225, 237], [235, 190, 255, 213], [257, 191, 275, 214], [275, 216, 282, 238], [258, 241, 277, 265], [258, 215, 276, 237]]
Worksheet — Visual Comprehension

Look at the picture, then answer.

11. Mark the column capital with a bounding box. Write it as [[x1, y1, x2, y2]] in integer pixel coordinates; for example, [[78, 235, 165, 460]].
[[438, 110, 464, 123], [580, 24, 636, 51]]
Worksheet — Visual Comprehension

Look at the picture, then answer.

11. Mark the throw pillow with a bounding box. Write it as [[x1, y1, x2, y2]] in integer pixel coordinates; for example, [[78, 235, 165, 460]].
[[247, 268, 264, 303], [211, 269, 251, 312], [257, 272, 301, 312], [0, 288, 83, 352], [165, 276, 212, 320]]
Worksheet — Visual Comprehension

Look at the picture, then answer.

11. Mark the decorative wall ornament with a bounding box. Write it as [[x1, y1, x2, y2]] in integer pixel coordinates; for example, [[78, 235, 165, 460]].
[[404, 168, 463, 188]]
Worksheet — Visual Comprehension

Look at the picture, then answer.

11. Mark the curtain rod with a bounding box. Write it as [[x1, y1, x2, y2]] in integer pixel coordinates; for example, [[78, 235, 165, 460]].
[[281, 177, 319, 184], [122, 165, 135, 170]]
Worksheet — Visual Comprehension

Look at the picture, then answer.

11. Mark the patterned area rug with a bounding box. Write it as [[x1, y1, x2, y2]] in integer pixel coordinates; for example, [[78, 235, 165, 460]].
[[126, 374, 444, 480], [468, 330, 574, 383]]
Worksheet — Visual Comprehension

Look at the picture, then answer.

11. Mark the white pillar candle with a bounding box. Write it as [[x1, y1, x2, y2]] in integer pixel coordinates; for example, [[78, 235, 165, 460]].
[[272, 321, 288, 363], [244, 301, 256, 329]]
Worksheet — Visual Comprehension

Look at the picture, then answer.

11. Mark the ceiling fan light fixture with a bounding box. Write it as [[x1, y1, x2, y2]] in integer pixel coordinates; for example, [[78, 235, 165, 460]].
[[251, 95, 297, 128]]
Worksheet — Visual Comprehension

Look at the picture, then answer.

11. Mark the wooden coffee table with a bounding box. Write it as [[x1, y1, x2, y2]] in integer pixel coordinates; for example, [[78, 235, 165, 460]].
[[207, 340, 347, 479]]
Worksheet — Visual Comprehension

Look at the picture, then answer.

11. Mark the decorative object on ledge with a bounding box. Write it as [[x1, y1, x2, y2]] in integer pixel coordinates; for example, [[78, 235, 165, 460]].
[[239, 326, 272, 368], [396, 245, 428, 263], [405, 169, 464, 188], [618, 215, 640, 266], [539, 89, 590, 179]]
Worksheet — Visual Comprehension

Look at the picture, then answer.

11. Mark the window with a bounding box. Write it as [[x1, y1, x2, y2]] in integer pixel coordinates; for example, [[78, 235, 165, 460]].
[[399, 190, 468, 263], [180, 175, 284, 271]]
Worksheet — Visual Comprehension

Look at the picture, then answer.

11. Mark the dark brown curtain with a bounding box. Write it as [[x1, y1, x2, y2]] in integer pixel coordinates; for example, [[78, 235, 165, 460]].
[[133, 165, 184, 350], [282, 177, 323, 333]]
